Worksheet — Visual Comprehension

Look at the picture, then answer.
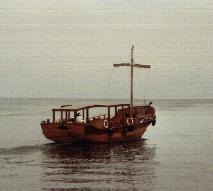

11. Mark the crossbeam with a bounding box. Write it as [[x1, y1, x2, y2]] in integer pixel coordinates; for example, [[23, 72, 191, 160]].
[[113, 63, 151, 68]]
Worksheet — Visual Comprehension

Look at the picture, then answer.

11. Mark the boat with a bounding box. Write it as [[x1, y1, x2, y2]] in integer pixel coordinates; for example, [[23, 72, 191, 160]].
[[40, 46, 156, 143]]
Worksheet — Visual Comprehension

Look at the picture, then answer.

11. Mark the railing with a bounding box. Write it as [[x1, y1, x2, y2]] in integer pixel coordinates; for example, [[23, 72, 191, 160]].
[[51, 104, 130, 123], [89, 114, 107, 121]]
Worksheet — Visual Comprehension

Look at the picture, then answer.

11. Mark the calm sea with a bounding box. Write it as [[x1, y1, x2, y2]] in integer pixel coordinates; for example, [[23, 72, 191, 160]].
[[0, 98, 212, 191]]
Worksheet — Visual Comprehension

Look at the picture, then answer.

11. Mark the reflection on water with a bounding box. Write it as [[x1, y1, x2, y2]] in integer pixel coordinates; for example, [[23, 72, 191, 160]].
[[41, 140, 157, 191], [0, 140, 157, 191]]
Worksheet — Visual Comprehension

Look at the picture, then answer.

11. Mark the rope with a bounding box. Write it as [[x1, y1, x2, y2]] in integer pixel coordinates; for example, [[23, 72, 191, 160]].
[[143, 69, 151, 105], [103, 65, 113, 105]]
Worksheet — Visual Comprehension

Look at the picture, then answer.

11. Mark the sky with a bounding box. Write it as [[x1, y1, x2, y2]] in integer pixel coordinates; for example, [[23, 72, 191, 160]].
[[0, 0, 213, 99]]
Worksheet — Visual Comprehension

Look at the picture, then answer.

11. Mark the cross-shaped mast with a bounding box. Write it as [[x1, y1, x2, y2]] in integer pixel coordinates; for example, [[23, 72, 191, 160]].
[[113, 45, 151, 114]]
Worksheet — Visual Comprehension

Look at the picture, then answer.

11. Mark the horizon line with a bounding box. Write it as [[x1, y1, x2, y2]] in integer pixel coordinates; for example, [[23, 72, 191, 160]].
[[0, 97, 213, 100]]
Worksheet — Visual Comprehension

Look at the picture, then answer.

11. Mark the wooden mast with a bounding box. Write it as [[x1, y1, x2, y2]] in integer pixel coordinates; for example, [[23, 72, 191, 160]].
[[130, 45, 134, 108], [113, 45, 151, 117]]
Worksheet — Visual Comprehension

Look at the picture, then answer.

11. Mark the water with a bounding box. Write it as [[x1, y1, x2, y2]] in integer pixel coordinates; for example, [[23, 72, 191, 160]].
[[0, 98, 212, 190]]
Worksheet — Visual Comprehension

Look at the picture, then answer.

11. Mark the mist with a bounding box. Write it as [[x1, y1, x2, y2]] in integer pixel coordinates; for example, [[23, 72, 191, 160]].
[[0, 0, 213, 99]]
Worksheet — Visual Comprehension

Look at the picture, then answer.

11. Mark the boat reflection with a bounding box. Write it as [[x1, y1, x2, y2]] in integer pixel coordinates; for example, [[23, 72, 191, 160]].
[[41, 140, 157, 191]]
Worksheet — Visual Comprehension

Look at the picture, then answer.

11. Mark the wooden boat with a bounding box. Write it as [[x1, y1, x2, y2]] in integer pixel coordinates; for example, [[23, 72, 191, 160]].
[[40, 46, 156, 143]]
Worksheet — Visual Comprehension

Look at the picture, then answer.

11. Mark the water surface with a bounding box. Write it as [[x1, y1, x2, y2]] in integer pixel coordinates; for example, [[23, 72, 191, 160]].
[[0, 98, 212, 190]]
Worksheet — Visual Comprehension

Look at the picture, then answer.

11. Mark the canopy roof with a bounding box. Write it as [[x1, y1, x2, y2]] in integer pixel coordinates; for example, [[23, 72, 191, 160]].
[[52, 103, 130, 112]]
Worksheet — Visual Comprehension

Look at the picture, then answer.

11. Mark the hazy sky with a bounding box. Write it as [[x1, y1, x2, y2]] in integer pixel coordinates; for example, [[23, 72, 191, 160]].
[[0, 0, 213, 99]]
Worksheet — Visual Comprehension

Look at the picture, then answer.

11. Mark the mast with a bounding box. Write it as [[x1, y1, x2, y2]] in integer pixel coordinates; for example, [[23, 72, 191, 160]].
[[130, 45, 134, 108], [113, 45, 151, 117]]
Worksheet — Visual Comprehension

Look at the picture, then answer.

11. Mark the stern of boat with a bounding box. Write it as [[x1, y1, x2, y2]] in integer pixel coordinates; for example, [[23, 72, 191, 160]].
[[40, 120, 77, 143]]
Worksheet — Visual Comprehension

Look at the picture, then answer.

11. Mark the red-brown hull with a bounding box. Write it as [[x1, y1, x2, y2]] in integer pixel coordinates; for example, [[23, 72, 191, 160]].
[[41, 123, 149, 143], [84, 126, 148, 143], [41, 124, 77, 143]]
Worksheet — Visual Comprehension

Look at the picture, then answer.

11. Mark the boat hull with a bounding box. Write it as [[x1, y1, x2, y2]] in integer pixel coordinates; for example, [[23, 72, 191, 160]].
[[84, 126, 148, 143], [41, 123, 79, 143], [41, 122, 149, 143]]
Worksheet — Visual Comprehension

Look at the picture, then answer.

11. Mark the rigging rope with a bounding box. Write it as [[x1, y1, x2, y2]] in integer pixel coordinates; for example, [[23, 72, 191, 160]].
[[143, 68, 151, 105], [103, 65, 113, 105]]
